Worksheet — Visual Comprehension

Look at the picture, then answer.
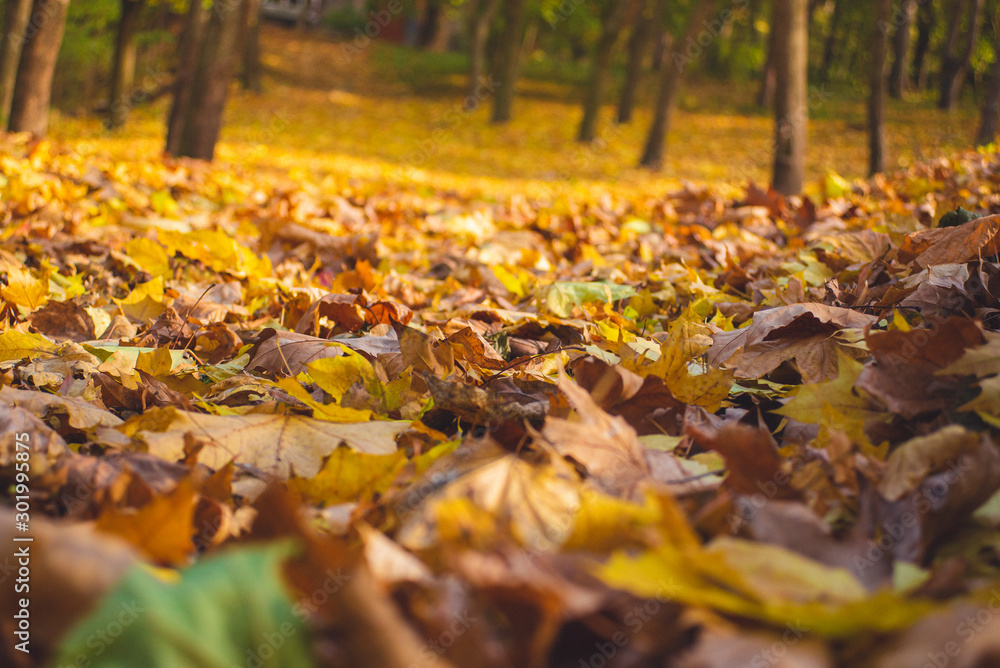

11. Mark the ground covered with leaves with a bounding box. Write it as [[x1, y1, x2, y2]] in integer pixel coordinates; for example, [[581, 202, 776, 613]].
[[4, 28, 1000, 668]]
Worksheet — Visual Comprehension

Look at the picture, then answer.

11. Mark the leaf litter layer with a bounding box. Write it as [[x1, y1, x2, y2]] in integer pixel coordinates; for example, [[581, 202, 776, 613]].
[[5, 32, 1000, 668]]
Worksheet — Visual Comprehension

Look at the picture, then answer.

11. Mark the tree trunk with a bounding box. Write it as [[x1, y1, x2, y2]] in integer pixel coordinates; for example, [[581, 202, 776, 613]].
[[166, 0, 209, 155], [771, 0, 808, 195], [869, 0, 892, 175], [910, 0, 934, 89], [417, 1, 444, 49], [976, 7, 1000, 145], [467, 0, 499, 102], [888, 0, 915, 98], [491, 0, 527, 124], [7, 0, 70, 136], [819, 0, 840, 83], [939, 0, 984, 110], [174, 0, 246, 160], [639, 0, 717, 169], [240, 0, 262, 93], [578, 0, 631, 142], [0, 0, 33, 127], [618, 0, 663, 124], [108, 0, 145, 129], [757, 0, 778, 108]]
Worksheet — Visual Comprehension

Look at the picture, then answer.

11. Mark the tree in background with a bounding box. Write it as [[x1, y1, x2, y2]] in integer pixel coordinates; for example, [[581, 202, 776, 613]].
[[771, 0, 807, 194], [577, 0, 632, 142], [167, 0, 247, 160], [887, 0, 915, 98], [910, 0, 934, 90], [241, 0, 263, 93], [108, 0, 145, 128], [639, 0, 717, 169], [466, 0, 499, 103], [938, 0, 984, 110], [757, 0, 777, 108], [166, 0, 208, 155], [8, 0, 71, 136], [617, 0, 663, 124], [491, 0, 527, 124], [869, 0, 892, 175], [0, 0, 33, 127], [976, 1, 1000, 146]]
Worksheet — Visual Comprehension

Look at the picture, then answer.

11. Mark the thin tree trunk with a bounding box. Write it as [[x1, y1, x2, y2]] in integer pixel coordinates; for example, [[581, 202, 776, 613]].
[[639, 0, 717, 169], [491, 0, 527, 124], [578, 0, 631, 142], [870, 0, 892, 175], [0, 0, 33, 127], [976, 7, 1000, 145], [888, 0, 916, 98], [108, 0, 145, 129], [240, 0, 262, 93], [8, 0, 70, 136], [819, 0, 841, 83], [417, 1, 443, 49], [771, 0, 808, 195], [166, 0, 209, 155], [757, 0, 778, 108], [618, 0, 663, 124], [175, 0, 246, 160], [939, 0, 984, 110], [467, 0, 499, 102], [911, 0, 934, 89]]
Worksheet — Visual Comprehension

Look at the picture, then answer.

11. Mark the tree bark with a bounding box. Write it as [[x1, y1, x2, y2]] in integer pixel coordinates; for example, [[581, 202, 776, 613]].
[[976, 6, 1000, 145], [911, 0, 934, 89], [618, 0, 663, 124], [757, 0, 777, 108], [174, 0, 246, 160], [888, 0, 916, 98], [491, 0, 527, 124], [939, 0, 984, 110], [466, 0, 499, 102], [417, 1, 444, 50], [639, 0, 717, 169], [869, 0, 892, 175], [108, 0, 145, 129], [771, 0, 808, 195], [0, 0, 33, 127], [240, 0, 262, 93], [7, 0, 70, 136], [166, 0, 209, 155], [578, 0, 631, 142]]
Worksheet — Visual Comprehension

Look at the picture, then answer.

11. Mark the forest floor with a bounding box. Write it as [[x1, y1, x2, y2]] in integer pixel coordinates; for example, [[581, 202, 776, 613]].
[[3, 23, 1000, 668]]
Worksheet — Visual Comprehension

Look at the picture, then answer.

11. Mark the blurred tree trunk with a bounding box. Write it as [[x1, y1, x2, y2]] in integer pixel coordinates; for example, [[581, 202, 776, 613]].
[[166, 0, 209, 154], [618, 0, 664, 124], [8, 0, 70, 136], [241, 0, 262, 93], [172, 0, 246, 160], [818, 0, 840, 83], [0, 0, 32, 127], [888, 0, 916, 98], [466, 0, 499, 102], [639, 0, 717, 169], [757, 0, 777, 108], [491, 0, 527, 123], [771, 0, 807, 195], [578, 0, 631, 142], [869, 0, 892, 175], [108, 0, 145, 129], [938, 0, 984, 110], [417, 0, 444, 50], [976, 6, 1000, 145], [911, 0, 934, 89]]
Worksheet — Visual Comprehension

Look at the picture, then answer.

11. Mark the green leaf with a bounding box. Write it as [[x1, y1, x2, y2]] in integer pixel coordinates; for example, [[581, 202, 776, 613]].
[[539, 281, 637, 318], [50, 541, 315, 668]]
